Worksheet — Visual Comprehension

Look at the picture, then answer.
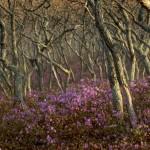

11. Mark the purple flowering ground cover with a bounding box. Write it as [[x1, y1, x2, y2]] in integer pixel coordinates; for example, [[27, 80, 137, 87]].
[[0, 77, 150, 150]]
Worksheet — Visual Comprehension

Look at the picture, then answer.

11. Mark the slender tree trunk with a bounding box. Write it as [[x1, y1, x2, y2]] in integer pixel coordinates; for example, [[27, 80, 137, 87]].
[[122, 56, 129, 81], [135, 46, 150, 75], [143, 56, 150, 74], [112, 53, 137, 127], [88, 0, 137, 127], [105, 50, 124, 115], [8, 0, 24, 101], [122, 8, 137, 81]]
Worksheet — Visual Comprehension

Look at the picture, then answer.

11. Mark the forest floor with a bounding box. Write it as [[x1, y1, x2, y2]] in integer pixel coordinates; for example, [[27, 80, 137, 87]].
[[0, 77, 149, 150]]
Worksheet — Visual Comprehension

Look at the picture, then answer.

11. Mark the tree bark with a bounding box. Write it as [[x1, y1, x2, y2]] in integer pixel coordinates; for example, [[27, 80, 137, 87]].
[[88, 0, 137, 127]]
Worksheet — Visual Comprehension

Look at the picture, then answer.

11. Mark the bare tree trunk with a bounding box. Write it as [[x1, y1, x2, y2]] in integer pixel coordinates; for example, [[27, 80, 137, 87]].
[[88, 0, 137, 127], [112, 53, 137, 127], [143, 56, 150, 74], [122, 9, 137, 81], [105, 50, 124, 115], [36, 62, 43, 91], [8, 0, 24, 102], [135, 46, 150, 75], [122, 56, 129, 81]]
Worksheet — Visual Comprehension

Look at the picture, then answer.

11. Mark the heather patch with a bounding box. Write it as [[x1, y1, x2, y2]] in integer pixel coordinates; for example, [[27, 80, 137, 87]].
[[0, 78, 149, 149]]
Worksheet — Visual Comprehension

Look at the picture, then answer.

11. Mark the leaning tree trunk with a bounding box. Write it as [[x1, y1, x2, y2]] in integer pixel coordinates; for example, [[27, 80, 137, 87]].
[[138, 47, 150, 75], [136, 5, 150, 75], [105, 49, 124, 115], [112, 52, 137, 127], [122, 4, 137, 81], [88, 0, 137, 127]]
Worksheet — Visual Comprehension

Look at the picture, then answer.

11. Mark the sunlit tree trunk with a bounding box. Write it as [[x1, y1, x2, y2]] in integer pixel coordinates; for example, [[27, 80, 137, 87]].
[[112, 53, 137, 127], [135, 45, 150, 75], [143, 56, 150, 74], [105, 50, 123, 115], [88, 0, 137, 127], [122, 56, 129, 81], [122, 10, 137, 81]]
